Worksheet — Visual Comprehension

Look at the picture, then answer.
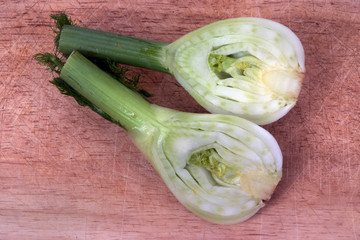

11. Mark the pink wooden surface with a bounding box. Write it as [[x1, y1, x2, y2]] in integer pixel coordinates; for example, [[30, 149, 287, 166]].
[[0, 0, 359, 239]]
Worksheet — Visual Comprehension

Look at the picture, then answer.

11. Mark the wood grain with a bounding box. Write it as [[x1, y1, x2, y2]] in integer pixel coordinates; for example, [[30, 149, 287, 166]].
[[0, 0, 359, 239]]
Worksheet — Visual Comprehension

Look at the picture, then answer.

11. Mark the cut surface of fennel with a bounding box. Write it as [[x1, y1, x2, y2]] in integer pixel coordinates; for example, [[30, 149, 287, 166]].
[[59, 17, 305, 125], [164, 17, 305, 124], [60, 52, 283, 224]]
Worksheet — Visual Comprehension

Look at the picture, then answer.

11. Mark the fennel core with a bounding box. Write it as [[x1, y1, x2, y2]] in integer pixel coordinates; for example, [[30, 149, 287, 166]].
[[188, 148, 280, 200], [35, 49, 282, 224], [56, 13, 305, 125]]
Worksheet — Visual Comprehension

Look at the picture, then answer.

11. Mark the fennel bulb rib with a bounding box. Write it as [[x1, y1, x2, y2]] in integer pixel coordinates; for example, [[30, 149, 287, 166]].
[[57, 51, 282, 224], [59, 15, 305, 124]]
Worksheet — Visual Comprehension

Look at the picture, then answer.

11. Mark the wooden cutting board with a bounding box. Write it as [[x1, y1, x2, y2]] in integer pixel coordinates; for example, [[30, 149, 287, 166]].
[[0, 1, 359, 239]]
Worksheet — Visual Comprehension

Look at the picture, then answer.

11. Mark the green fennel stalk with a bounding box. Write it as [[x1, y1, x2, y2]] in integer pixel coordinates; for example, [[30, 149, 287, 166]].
[[35, 50, 282, 224], [57, 13, 305, 125]]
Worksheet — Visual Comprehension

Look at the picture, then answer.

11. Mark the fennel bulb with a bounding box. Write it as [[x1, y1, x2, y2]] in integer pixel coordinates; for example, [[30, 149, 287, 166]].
[[39, 51, 283, 224], [59, 15, 305, 124]]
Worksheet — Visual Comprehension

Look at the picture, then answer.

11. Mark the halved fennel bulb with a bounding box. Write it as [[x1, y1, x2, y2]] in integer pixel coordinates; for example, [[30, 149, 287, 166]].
[[59, 52, 283, 224], [59, 16, 305, 125], [164, 18, 305, 124], [135, 107, 283, 224]]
